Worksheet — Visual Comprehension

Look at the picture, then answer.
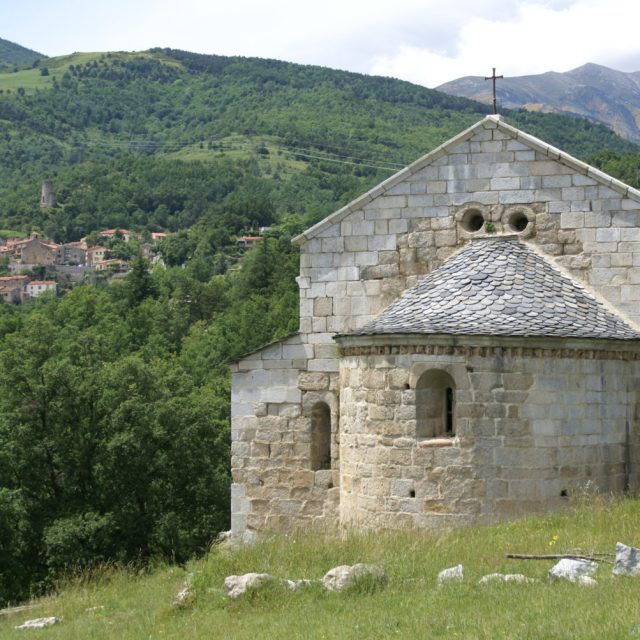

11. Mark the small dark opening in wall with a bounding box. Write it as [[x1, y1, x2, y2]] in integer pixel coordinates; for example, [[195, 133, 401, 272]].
[[404, 383, 411, 390], [445, 387, 454, 436], [509, 211, 529, 232], [560, 489, 568, 497], [328, 481, 334, 489], [409, 490, 416, 498], [462, 209, 484, 232]]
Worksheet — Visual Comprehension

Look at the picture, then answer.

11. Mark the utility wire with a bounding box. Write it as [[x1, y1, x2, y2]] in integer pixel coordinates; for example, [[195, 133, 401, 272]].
[[80, 136, 406, 172]]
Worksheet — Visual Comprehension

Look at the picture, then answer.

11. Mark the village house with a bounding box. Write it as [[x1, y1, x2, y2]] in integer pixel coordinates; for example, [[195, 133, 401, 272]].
[[8, 233, 58, 265], [230, 115, 640, 541], [56, 242, 87, 266], [96, 228, 137, 242], [87, 246, 107, 267], [237, 235, 263, 249], [25, 280, 57, 298], [95, 258, 127, 273], [0, 275, 29, 304]]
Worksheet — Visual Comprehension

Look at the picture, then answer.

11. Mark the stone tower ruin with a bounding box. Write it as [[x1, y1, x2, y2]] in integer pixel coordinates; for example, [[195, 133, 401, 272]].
[[40, 181, 55, 208]]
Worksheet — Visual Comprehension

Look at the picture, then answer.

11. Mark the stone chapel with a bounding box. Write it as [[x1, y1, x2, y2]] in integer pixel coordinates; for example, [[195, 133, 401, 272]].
[[230, 115, 640, 541]]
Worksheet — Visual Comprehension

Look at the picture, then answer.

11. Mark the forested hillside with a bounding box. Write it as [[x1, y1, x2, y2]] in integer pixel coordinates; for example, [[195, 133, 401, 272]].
[[2, 47, 640, 607]]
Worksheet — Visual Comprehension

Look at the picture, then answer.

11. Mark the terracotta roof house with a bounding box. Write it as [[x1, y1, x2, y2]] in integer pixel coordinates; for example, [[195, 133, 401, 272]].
[[230, 115, 640, 541]]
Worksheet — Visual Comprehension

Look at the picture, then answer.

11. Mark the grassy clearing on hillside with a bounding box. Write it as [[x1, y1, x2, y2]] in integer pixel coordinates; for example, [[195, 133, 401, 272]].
[[167, 134, 309, 175], [0, 51, 182, 94], [3, 497, 640, 639]]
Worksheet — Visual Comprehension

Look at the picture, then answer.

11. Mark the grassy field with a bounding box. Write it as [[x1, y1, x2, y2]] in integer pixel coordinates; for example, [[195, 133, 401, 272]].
[[2, 496, 640, 639]]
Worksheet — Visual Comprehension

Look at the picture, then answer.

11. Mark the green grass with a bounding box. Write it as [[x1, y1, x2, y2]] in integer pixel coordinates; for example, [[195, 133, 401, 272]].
[[3, 497, 640, 639]]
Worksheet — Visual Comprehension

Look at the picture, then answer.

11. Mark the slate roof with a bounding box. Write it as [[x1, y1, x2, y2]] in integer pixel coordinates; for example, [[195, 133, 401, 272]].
[[348, 237, 640, 341]]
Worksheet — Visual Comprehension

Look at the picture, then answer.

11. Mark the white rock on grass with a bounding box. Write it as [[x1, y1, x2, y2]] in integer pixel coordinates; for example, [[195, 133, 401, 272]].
[[548, 558, 598, 584], [479, 573, 534, 585], [437, 564, 464, 586], [15, 617, 60, 630], [224, 573, 274, 599], [172, 572, 195, 608], [612, 542, 640, 577], [322, 564, 386, 592], [285, 579, 315, 591]]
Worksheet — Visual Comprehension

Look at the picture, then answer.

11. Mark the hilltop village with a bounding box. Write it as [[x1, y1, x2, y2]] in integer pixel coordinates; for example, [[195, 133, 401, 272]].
[[0, 228, 166, 304]]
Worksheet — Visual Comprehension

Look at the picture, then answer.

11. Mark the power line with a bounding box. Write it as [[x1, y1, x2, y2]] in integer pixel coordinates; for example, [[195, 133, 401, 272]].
[[80, 136, 406, 172]]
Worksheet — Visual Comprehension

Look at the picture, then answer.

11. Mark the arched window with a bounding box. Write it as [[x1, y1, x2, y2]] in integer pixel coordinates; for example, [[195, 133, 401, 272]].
[[415, 370, 456, 438], [311, 401, 331, 471]]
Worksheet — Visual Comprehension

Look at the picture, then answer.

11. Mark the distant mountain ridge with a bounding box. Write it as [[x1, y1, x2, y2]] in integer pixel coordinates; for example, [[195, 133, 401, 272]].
[[437, 63, 640, 144], [0, 37, 44, 70]]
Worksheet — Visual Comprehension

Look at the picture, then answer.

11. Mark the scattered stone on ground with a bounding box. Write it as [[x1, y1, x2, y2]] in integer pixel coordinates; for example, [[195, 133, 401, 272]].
[[224, 573, 274, 599], [285, 579, 315, 590], [437, 564, 464, 586], [217, 530, 232, 543], [15, 617, 60, 630], [479, 573, 535, 584], [0, 604, 40, 618], [171, 572, 195, 608], [613, 542, 640, 577], [548, 558, 598, 584], [322, 564, 387, 592]]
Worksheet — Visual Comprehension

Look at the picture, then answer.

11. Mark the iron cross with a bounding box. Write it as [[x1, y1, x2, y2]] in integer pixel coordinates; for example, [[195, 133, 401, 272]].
[[484, 68, 503, 115]]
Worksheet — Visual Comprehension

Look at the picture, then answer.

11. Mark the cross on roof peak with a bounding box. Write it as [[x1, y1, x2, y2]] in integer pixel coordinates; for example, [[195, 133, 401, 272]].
[[484, 67, 503, 115]]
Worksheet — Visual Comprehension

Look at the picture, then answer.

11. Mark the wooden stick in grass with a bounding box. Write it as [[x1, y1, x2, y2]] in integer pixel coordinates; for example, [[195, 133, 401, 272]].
[[505, 553, 613, 563]]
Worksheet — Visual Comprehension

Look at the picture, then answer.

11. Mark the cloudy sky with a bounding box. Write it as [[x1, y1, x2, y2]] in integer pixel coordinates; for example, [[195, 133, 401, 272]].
[[3, 0, 640, 88]]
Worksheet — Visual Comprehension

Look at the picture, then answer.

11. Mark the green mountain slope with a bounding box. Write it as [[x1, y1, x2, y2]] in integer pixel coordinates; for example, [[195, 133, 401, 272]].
[[0, 37, 44, 71], [0, 49, 636, 244]]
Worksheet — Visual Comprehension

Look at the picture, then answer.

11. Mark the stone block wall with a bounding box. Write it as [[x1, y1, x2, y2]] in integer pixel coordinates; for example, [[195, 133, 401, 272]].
[[230, 334, 340, 539], [337, 339, 640, 531]]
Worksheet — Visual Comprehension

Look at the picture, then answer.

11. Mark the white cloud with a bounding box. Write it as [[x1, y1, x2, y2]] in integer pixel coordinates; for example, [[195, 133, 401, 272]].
[[370, 0, 640, 87]]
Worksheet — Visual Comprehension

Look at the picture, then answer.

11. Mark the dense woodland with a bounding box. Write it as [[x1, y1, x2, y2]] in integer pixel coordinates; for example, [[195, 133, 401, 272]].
[[2, 46, 640, 605]]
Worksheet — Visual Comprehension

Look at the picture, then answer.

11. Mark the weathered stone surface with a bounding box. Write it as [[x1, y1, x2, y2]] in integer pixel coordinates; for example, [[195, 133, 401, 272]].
[[612, 542, 640, 576], [322, 564, 387, 592], [15, 617, 60, 630], [548, 558, 598, 583], [437, 564, 464, 586], [224, 573, 274, 598]]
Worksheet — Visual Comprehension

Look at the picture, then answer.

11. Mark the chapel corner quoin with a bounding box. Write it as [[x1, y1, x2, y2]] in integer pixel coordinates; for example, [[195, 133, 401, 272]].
[[230, 115, 640, 541]]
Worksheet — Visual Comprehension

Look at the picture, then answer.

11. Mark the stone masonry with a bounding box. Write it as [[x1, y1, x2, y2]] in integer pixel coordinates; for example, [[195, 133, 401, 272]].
[[230, 115, 640, 540]]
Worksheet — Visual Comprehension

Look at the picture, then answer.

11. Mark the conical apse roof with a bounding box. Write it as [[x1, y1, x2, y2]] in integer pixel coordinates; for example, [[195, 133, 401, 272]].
[[348, 237, 640, 341]]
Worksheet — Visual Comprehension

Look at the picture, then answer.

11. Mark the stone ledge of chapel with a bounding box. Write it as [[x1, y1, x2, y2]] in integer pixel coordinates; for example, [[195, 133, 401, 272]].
[[335, 332, 640, 359]]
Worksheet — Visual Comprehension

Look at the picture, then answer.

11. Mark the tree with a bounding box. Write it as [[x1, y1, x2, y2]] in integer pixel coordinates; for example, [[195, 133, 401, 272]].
[[124, 256, 156, 307]]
